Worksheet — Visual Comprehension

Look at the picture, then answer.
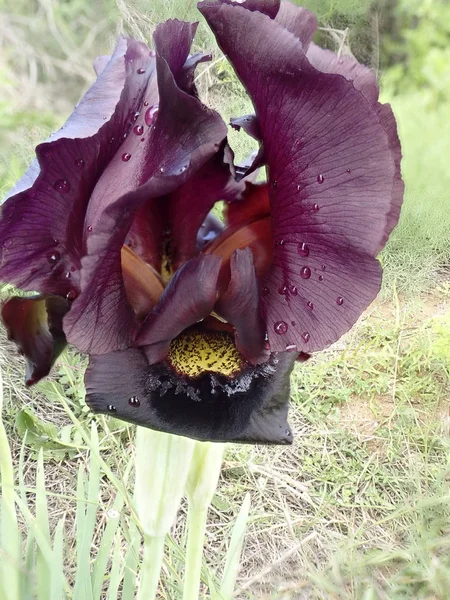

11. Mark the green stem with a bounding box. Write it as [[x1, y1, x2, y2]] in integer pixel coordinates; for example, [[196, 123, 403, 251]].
[[137, 534, 166, 600], [182, 504, 209, 600]]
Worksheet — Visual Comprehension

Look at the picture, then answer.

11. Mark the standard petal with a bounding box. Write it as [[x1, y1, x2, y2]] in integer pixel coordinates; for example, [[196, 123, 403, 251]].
[[2, 296, 68, 385], [0, 37, 157, 298], [216, 248, 268, 364], [136, 254, 222, 363], [200, 1, 402, 354], [275, 2, 317, 49], [85, 347, 296, 443], [63, 21, 228, 354]]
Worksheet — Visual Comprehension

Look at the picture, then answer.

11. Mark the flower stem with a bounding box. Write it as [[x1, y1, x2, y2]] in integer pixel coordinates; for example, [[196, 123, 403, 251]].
[[182, 504, 209, 600], [137, 534, 166, 600]]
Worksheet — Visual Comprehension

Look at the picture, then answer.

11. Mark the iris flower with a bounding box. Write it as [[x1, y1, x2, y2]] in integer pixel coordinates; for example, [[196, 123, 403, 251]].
[[0, 0, 403, 444]]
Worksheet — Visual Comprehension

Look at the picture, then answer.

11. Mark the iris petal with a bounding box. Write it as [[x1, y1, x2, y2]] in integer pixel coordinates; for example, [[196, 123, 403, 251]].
[[199, 0, 403, 354], [137, 254, 222, 363], [2, 296, 68, 385], [85, 347, 296, 443], [0, 37, 156, 298]]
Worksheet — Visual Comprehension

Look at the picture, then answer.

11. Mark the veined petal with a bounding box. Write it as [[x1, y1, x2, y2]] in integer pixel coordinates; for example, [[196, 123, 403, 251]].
[[121, 246, 164, 320], [216, 248, 268, 364], [64, 20, 228, 354], [136, 254, 222, 363], [0, 37, 157, 298], [85, 348, 296, 444], [199, 0, 403, 354], [1, 296, 68, 385]]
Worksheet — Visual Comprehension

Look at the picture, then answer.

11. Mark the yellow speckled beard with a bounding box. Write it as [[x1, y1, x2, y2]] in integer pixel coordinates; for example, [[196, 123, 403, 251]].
[[166, 329, 245, 379]]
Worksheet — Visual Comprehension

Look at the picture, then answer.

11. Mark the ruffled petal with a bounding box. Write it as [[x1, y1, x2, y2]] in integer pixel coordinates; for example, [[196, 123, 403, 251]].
[[216, 248, 268, 364], [199, 0, 403, 354], [63, 20, 228, 354], [0, 37, 157, 299], [136, 254, 222, 363], [1, 296, 68, 385], [85, 348, 296, 443]]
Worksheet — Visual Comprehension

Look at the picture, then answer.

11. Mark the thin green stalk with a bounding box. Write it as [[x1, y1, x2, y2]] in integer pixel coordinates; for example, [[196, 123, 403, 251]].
[[182, 504, 209, 600], [137, 534, 166, 600]]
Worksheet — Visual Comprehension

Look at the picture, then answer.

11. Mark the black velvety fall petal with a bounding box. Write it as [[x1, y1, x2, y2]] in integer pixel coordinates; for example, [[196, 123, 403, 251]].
[[199, 0, 402, 355], [2, 296, 68, 385], [85, 347, 296, 443]]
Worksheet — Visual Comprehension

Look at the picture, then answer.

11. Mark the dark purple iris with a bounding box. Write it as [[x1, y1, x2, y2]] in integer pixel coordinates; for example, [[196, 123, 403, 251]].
[[0, 0, 403, 444]]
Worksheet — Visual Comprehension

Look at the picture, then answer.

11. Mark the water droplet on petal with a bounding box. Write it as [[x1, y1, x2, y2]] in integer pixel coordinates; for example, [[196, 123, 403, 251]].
[[87, 226, 93, 233], [300, 266, 311, 279], [321, 264, 326, 271], [313, 203, 320, 212], [296, 184, 301, 192], [122, 153, 131, 162], [286, 344, 296, 351], [291, 321, 296, 326], [278, 285, 288, 295], [336, 296, 344, 306], [75, 158, 85, 169], [129, 396, 140, 406], [262, 286, 270, 296], [274, 321, 288, 335], [289, 285, 298, 295], [46, 251, 60, 264], [54, 179, 70, 194], [107, 404, 117, 413], [145, 104, 159, 126], [3, 238, 14, 249], [307, 301, 314, 310], [66, 289, 78, 301], [318, 275, 324, 282], [132, 111, 140, 122], [65, 271, 71, 279], [302, 332, 310, 343], [298, 242, 309, 257], [273, 180, 278, 188], [133, 125, 144, 135], [317, 174, 325, 184], [346, 168, 351, 173], [159, 166, 165, 173], [137, 68, 146, 74], [109, 137, 115, 144], [143, 101, 149, 107]]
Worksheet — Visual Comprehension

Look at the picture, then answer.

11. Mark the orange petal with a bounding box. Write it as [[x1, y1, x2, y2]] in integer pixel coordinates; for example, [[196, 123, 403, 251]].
[[121, 246, 164, 320], [226, 183, 270, 228]]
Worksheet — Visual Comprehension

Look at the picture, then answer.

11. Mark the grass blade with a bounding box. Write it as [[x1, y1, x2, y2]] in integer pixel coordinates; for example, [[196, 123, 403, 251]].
[[220, 493, 251, 600]]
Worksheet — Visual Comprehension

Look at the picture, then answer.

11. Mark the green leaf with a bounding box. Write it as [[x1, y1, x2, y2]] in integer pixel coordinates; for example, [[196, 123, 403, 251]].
[[220, 493, 251, 600]]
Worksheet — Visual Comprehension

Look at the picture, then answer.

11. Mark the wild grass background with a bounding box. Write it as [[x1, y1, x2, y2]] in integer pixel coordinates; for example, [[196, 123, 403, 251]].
[[1, 0, 450, 598]]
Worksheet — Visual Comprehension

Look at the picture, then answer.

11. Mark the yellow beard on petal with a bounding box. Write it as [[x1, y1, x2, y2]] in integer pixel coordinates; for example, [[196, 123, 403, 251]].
[[166, 329, 245, 379]]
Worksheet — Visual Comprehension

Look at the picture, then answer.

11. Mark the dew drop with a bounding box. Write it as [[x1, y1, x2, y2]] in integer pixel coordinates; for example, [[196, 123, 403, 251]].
[[143, 101, 149, 107], [289, 285, 298, 295], [321, 264, 326, 271], [129, 396, 140, 407], [46, 251, 60, 264], [109, 137, 115, 144], [307, 301, 314, 310], [137, 68, 146, 74], [132, 111, 140, 122], [122, 152, 132, 162], [3, 238, 14, 249], [262, 286, 270, 296], [346, 168, 351, 173], [65, 271, 71, 279], [302, 332, 310, 343], [296, 184, 301, 192], [133, 125, 144, 135], [159, 166, 165, 173], [291, 321, 296, 326], [276, 239, 285, 246], [87, 226, 93, 233], [107, 404, 117, 413], [145, 104, 159, 126], [285, 344, 296, 352], [274, 321, 288, 335], [278, 285, 288, 295], [336, 296, 344, 306], [300, 266, 311, 279], [298, 242, 309, 257], [318, 274, 324, 282], [66, 289, 78, 301], [317, 174, 325, 184], [75, 158, 85, 169], [312, 203, 320, 212], [178, 165, 187, 174], [54, 179, 70, 194], [273, 180, 278, 188], [141, 137, 145, 142]]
